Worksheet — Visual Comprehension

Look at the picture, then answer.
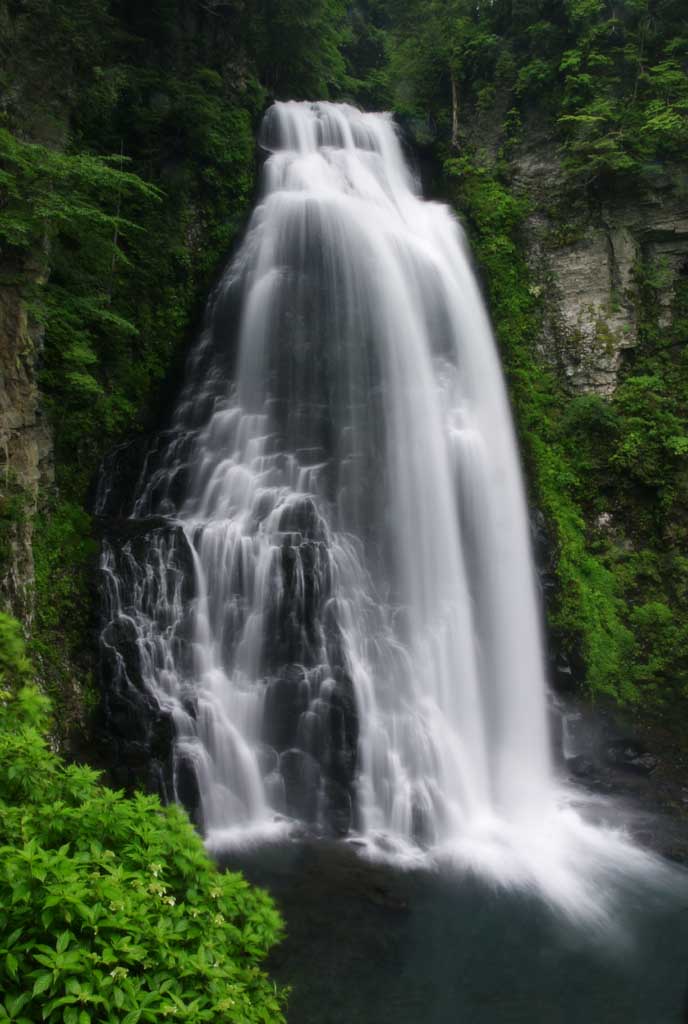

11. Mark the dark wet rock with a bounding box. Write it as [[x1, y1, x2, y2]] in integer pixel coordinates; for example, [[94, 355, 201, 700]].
[[605, 739, 659, 775], [278, 496, 327, 542], [95, 514, 174, 540], [551, 653, 575, 691], [264, 772, 287, 813], [567, 754, 597, 779], [96, 428, 196, 519], [102, 524, 196, 613], [149, 709, 175, 761], [529, 509, 589, 695], [95, 437, 150, 517], [100, 615, 143, 690], [548, 642, 587, 693], [330, 672, 359, 754], [147, 758, 173, 804], [280, 748, 321, 823], [105, 689, 154, 745], [262, 535, 332, 667], [175, 753, 202, 825], [263, 665, 309, 751], [161, 463, 191, 511], [320, 779, 353, 836], [295, 446, 327, 465], [410, 800, 433, 847], [180, 693, 198, 720], [323, 603, 347, 670], [548, 699, 565, 765], [300, 541, 329, 628], [297, 707, 326, 760], [310, 672, 358, 795], [529, 507, 553, 573], [260, 661, 359, 833], [256, 743, 280, 776]]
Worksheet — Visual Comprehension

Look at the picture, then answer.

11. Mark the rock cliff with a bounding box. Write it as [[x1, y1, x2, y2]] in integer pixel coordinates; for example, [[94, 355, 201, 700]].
[[0, 256, 53, 619], [515, 143, 688, 394]]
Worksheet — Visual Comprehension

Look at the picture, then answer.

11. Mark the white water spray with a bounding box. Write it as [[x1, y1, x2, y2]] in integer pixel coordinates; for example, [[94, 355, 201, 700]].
[[99, 102, 677, 918]]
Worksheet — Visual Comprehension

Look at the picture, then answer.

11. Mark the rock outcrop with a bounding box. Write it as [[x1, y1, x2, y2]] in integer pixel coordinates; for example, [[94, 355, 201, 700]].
[[0, 256, 53, 619], [514, 143, 688, 394]]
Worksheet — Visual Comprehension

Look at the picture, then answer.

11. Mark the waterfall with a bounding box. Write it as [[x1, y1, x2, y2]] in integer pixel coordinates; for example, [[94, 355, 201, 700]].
[[98, 101, 669, 914]]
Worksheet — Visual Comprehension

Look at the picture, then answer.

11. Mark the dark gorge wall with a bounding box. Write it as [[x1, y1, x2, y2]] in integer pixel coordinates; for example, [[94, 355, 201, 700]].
[[1, 0, 263, 743], [3, 0, 688, 772]]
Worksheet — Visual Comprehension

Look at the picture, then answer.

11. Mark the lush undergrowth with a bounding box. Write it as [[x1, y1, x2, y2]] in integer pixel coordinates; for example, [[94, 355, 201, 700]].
[[0, 614, 285, 1023], [2, 0, 687, 732]]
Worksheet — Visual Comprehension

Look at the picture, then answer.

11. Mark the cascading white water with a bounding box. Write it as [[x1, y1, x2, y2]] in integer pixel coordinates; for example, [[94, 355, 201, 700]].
[[99, 101, 676, 919]]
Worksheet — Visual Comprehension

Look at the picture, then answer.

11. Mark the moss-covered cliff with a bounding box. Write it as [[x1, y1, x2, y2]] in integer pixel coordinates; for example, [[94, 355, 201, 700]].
[[2, 0, 688, 750], [1, 0, 351, 741]]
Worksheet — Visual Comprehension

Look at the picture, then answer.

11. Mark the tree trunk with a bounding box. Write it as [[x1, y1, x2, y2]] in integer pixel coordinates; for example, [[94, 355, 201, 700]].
[[451, 72, 460, 150], [108, 139, 124, 303]]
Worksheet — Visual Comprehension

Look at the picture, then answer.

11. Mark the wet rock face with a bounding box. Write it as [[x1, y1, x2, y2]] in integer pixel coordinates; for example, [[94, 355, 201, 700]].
[[96, 427, 361, 836], [247, 608, 359, 832], [604, 739, 659, 776], [529, 507, 587, 696], [97, 520, 196, 799], [0, 260, 54, 618], [513, 144, 688, 396], [552, 695, 664, 796]]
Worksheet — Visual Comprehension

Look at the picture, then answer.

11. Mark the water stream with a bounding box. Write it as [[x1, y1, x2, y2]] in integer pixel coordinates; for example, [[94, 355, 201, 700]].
[[98, 101, 685, 927]]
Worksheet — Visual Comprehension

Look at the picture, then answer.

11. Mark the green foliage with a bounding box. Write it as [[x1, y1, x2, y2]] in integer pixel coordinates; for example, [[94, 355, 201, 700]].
[[30, 501, 98, 728], [0, 476, 30, 587], [0, 614, 33, 697], [342, 1, 392, 108], [555, 1, 688, 184], [0, 626, 286, 1023], [38, 57, 258, 494], [0, 128, 156, 252], [0, 124, 163, 491], [249, 0, 351, 99], [628, 600, 688, 696], [362, 0, 687, 190], [610, 374, 685, 487], [380, 0, 506, 128], [3, 0, 339, 503], [552, 263, 688, 703]]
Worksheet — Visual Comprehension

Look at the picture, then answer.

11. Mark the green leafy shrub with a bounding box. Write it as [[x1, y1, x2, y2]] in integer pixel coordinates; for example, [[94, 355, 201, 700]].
[[628, 600, 688, 696], [0, 621, 286, 1024], [0, 614, 33, 695], [29, 500, 99, 734], [0, 476, 30, 585]]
